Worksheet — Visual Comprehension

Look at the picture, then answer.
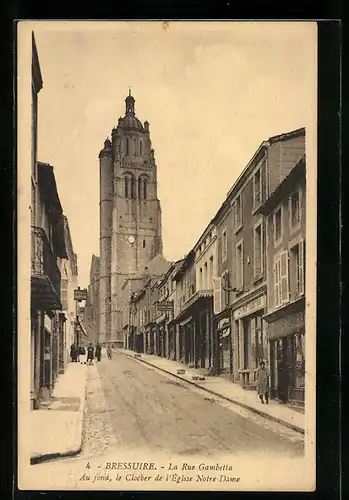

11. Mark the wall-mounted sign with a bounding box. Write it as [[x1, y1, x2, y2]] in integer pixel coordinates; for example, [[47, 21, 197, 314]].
[[156, 300, 174, 312], [74, 288, 88, 301], [267, 311, 305, 340], [234, 295, 266, 320]]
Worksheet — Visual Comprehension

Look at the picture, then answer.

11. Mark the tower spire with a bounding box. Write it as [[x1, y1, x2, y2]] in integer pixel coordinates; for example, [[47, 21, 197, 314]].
[[125, 88, 135, 115]]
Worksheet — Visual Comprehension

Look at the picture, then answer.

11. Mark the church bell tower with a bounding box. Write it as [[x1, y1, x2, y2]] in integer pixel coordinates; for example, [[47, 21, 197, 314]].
[[98, 91, 163, 344]]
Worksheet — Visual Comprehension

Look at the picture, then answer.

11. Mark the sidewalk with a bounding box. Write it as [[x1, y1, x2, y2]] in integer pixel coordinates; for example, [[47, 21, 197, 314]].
[[117, 348, 305, 434], [30, 361, 87, 464]]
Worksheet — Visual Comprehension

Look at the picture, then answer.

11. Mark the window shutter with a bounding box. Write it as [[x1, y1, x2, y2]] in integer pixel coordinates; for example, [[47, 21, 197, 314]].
[[280, 250, 290, 303], [273, 257, 279, 308], [240, 242, 244, 289], [299, 239, 305, 295], [213, 277, 222, 315]]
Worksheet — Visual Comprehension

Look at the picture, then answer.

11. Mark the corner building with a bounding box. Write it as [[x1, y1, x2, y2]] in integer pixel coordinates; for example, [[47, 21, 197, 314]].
[[99, 92, 163, 345]]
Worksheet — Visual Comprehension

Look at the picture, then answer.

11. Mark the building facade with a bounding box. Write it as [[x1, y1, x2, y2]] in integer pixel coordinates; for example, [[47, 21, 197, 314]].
[[31, 161, 68, 408], [259, 155, 306, 407], [123, 127, 306, 409], [85, 255, 100, 344], [57, 216, 79, 372], [98, 91, 164, 345]]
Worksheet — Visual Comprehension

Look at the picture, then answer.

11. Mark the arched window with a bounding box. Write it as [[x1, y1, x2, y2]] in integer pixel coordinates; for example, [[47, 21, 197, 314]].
[[124, 177, 129, 198], [130, 175, 135, 199], [143, 178, 147, 200], [140, 140, 143, 156], [126, 137, 129, 155], [138, 177, 142, 199], [133, 138, 137, 156]]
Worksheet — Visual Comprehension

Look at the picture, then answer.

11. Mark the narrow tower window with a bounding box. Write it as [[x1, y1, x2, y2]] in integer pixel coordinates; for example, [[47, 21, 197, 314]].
[[143, 179, 148, 200], [140, 140, 143, 156], [138, 177, 142, 199], [126, 137, 129, 156], [143, 239, 146, 248], [124, 177, 129, 198], [133, 138, 137, 156], [130, 176, 135, 199]]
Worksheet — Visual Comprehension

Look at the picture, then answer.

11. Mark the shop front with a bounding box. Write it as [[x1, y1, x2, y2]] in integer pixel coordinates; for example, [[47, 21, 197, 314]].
[[264, 298, 305, 406], [233, 293, 268, 389]]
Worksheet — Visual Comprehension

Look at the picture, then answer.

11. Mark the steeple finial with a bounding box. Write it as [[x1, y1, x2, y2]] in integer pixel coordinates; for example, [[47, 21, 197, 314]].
[[129, 86, 131, 96]]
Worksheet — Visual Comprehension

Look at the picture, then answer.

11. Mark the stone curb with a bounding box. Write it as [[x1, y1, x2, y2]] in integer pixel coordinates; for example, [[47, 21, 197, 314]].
[[30, 368, 87, 466], [116, 349, 305, 435]]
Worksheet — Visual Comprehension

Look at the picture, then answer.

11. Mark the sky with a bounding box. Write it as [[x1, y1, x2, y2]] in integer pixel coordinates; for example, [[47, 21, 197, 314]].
[[31, 21, 317, 288]]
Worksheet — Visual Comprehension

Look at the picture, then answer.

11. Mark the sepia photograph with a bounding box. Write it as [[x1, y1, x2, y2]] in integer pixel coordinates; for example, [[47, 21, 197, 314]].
[[17, 20, 317, 491]]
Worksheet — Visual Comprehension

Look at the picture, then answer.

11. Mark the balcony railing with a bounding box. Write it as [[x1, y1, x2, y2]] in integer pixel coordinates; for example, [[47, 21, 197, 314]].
[[31, 226, 61, 309]]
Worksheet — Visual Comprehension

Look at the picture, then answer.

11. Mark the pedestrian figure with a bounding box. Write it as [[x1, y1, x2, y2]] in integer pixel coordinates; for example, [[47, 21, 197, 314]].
[[70, 343, 77, 362], [78, 344, 86, 364], [256, 360, 269, 404], [107, 345, 112, 360], [87, 342, 94, 365], [95, 342, 102, 362]]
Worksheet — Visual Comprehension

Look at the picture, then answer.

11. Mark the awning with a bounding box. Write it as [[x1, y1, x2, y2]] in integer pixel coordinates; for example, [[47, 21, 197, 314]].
[[179, 316, 192, 327]]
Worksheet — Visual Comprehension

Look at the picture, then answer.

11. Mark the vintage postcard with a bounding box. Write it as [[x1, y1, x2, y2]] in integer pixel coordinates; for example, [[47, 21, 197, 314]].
[[17, 20, 317, 492]]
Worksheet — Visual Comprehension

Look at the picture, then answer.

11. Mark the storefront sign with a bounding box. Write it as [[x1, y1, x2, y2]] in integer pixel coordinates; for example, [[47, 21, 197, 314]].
[[157, 300, 174, 312], [267, 311, 305, 339], [74, 288, 88, 301], [234, 295, 266, 320]]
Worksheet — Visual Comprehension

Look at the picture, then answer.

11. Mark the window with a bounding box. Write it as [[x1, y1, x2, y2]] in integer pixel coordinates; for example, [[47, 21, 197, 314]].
[[274, 250, 289, 308], [204, 262, 208, 289], [209, 255, 214, 285], [235, 193, 243, 230], [222, 229, 228, 262], [290, 191, 301, 229], [274, 206, 282, 245], [253, 221, 263, 278], [124, 175, 135, 198], [221, 270, 230, 309], [133, 138, 137, 156], [199, 267, 203, 289], [253, 168, 262, 209], [143, 239, 146, 248], [126, 137, 130, 155], [290, 239, 305, 298], [140, 140, 143, 156], [61, 278, 68, 310], [130, 176, 135, 199], [138, 177, 148, 200], [235, 239, 244, 290]]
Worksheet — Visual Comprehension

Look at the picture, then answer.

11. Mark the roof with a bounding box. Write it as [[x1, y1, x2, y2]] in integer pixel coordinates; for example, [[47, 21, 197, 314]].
[[145, 254, 172, 276], [173, 251, 195, 281], [32, 32, 43, 93], [37, 162, 64, 218], [37, 162, 67, 259], [118, 114, 144, 131], [258, 154, 306, 215], [63, 216, 78, 275]]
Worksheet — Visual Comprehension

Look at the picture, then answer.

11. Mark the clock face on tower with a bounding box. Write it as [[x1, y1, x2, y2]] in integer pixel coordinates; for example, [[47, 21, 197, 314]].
[[128, 236, 135, 244]]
